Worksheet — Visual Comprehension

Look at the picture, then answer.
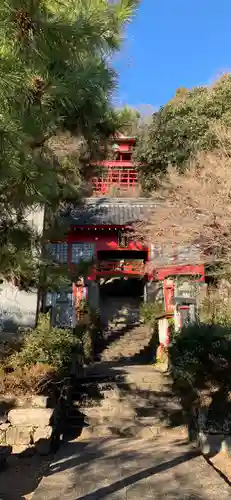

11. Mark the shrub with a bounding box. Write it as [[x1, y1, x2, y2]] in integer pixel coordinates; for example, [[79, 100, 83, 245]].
[[9, 314, 79, 373], [169, 322, 231, 392]]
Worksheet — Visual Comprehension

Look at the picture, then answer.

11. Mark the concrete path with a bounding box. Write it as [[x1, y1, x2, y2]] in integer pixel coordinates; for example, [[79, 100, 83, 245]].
[[32, 434, 231, 499]]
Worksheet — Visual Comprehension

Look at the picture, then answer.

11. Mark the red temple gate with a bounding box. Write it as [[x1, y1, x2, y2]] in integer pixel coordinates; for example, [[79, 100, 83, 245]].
[[47, 135, 205, 327]]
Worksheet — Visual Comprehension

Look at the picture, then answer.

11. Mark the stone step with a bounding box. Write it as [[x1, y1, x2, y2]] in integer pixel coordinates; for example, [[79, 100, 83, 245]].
[[104, 334, 151, 342], [102, 337, 151, 347], [101, 349, 151, 361], [78, 425, 114, 440], [72, 399, 102, 409], [66, 411, 165, 430], [71, 374, 120, 385], [100, 388, 121, 400], [71, 380, 120, 393], [71, 385, 121, 405], [77, 422, 161, 441], [77, 405, 135, 420]]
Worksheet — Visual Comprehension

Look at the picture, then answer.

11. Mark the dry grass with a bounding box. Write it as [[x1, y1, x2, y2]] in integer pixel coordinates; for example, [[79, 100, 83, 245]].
[[136, 125, 231, 265], [0, 363, 55, 396]]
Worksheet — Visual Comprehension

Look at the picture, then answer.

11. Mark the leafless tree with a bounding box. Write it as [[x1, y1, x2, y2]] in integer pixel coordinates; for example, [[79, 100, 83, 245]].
[[137, 126, 231, 268]]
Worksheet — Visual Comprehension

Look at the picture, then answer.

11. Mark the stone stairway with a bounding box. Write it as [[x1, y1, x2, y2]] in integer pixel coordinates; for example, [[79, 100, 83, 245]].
[[32, 321, 231, 500], [63, 322, 184, 443], [101, 323, 154, 363], [70, 366, 184, 442], [100, 296, 141, 334]]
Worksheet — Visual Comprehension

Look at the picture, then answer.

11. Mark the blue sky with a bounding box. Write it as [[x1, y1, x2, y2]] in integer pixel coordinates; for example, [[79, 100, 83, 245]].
[[114, 0, 231, 110]]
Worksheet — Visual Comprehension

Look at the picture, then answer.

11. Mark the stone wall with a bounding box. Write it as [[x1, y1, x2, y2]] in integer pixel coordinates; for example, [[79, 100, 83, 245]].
[[0, 396, 57, 456], [173, 375, 231, 458], [0, 282, 39, 333]]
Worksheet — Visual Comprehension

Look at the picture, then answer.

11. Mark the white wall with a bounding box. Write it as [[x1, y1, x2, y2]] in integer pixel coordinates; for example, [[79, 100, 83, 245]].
[[0, 206, 45, 334], [0, 282, 38, 332]]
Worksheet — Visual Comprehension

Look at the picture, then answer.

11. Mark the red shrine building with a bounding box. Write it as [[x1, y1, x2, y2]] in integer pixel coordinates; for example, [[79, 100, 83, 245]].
[[47, 135, 205, 328]]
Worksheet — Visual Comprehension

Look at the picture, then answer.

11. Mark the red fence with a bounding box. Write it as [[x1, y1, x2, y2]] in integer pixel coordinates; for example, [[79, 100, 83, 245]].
[[92, 167, 138, 195]]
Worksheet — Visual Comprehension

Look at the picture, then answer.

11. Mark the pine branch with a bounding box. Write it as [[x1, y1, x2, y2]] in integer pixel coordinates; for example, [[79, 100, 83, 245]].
[[0, 0, 138, 283]]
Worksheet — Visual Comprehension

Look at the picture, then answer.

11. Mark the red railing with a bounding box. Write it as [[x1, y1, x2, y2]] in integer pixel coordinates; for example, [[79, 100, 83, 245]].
[[92, 167, 138, 195], [95, 261, 146, 276], [92, 161, 134, 168], [155, 264, 205, 281]]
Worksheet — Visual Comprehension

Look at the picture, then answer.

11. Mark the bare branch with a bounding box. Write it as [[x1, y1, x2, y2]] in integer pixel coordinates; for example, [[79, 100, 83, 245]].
[[137, 126, 231, 266]]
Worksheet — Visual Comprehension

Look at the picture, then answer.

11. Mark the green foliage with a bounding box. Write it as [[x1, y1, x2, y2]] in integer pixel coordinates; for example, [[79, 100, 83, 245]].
[[74, 324, 93, 365], [140, 301, 165, 327], [74, 307, 103, 364], [38, 257, 93, 295], [140, 302, 165, 364], [200, 293, 231, 327], [0, 0, 139, 283], [116, 106, 141, 136], [134, 74, 231, 190], [0, 309, 104, 395], [169, 322, 231, 391], [9, 314, 79, 372]]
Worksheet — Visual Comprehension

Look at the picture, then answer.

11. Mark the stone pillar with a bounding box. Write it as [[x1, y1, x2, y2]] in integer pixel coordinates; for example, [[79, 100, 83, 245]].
[[143, 282, 148, 303]]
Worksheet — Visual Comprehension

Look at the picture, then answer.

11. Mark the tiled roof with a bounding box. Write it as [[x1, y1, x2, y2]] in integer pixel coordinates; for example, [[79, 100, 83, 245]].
[[64, 198, 155, 226]]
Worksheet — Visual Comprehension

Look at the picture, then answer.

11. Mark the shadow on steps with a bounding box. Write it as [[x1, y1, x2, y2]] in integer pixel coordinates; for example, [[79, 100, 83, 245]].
[[62, 317, 182, 442], [94, 322, 139, 360], [62, 358, 186, 443]]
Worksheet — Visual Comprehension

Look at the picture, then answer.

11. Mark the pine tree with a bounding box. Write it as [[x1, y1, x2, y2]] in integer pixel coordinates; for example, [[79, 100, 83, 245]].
[[0, 0, 138, 285]]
